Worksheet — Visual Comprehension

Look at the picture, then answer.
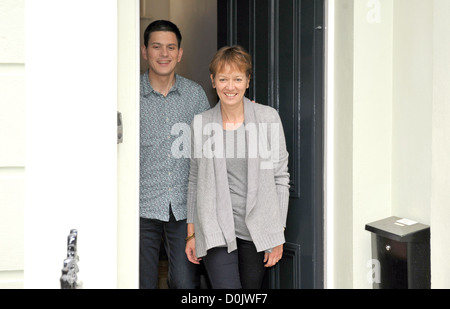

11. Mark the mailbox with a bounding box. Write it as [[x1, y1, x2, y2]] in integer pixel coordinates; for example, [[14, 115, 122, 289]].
[[365, 216, 430, 289]]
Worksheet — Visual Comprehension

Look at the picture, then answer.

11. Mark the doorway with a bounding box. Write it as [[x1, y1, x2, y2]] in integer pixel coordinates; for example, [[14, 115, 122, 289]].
[[138, 0, 325, 289]]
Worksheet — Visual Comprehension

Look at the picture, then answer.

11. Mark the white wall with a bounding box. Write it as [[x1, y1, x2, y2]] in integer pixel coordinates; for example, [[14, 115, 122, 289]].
[[431, 0, 450, 289], [332, 0, 393, 289], [352, 0, 393, 289], [390, 0, 450, 288], [0, 0, 25, 289], [392, 0, 432, 224], [169, 0, 217, 104], [332, 0, 450, 289]]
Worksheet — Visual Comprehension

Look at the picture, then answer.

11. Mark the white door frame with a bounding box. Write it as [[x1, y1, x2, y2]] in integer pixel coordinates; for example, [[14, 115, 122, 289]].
[[324, 0, 335, 289], [116, 0, 141, 289]]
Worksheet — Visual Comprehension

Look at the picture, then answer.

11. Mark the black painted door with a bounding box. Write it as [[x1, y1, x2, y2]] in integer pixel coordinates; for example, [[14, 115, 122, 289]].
[[218, 0, 325, 289]]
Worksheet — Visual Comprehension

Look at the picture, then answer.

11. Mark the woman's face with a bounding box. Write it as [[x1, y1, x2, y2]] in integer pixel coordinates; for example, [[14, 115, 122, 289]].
[[211, 64, 250, 107]]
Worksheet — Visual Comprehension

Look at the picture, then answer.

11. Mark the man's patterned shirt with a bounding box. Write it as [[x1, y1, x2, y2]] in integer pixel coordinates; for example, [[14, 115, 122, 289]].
[[140, 71, 210, 221]]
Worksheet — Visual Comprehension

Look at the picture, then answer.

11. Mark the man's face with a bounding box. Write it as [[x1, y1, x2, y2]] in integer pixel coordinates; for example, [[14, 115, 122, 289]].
[[142, 31, 183, 78]]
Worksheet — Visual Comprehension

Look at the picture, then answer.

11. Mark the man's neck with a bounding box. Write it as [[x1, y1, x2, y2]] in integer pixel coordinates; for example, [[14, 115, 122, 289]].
[[148, 71, 176, 97]]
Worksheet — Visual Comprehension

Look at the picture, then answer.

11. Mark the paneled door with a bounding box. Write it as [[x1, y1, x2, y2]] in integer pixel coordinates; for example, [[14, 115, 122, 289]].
[[218, 0, 325, 288], [25, 0, 118, 288]]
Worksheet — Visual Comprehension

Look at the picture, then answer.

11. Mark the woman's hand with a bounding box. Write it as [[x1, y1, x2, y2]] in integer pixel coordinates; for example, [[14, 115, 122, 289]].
[[185, 238, 201, 264], [185, 223, 201, 264], [263, 244, 283, 267]]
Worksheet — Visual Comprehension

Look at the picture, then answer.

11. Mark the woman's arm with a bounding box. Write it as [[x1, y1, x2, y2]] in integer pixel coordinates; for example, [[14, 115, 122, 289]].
[[186, 119, 199, 223], [185, 119, 201, 264], [185, 223, 201, 264]]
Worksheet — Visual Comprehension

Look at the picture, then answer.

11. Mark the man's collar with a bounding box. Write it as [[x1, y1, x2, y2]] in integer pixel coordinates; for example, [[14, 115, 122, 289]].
[[142, 70, 153, 97], [142, 70, 180, 97]]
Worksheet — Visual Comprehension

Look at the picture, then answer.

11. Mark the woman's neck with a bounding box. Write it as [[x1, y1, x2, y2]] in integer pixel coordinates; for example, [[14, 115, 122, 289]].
[[221, 102, 244, 130]]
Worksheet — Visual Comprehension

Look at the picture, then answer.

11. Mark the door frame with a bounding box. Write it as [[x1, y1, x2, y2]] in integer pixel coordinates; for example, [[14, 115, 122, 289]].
[[324, 0, 334, 289], [117, 0, 333, 289], [117, 0, 141, 289]]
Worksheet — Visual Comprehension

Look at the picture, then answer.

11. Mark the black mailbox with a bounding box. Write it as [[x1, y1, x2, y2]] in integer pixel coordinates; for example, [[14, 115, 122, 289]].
[[365, 216, 430, 289]]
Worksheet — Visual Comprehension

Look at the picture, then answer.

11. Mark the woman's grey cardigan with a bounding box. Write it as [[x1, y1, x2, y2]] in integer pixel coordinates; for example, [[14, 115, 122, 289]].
[[187, 97, 290, 258]]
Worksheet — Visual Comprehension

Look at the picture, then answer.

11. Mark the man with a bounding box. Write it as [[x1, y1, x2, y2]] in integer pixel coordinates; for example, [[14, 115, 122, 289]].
[[140, 20, 210, 289]]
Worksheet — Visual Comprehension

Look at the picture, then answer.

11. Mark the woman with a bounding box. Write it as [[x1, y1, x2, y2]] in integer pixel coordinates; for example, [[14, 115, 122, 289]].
[[185, 46, 290, 289]]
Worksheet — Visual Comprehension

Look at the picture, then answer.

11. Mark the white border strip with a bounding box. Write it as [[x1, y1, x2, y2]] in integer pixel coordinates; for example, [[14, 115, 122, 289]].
[[324, 0, 335, 289]]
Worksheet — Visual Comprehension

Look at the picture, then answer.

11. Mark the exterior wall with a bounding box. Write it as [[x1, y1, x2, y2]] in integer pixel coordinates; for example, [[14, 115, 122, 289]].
[[332, 0, 393, 289], [332, 0, 450, 289], [431, 0, 450, 288], [392, 0, 433, 226], [352, 0, 393, 289], [0, 0, 25, 289]]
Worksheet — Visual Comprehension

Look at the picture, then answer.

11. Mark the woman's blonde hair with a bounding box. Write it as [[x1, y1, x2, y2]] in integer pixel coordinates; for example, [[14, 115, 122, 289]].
[[209, 45, 252, 78]]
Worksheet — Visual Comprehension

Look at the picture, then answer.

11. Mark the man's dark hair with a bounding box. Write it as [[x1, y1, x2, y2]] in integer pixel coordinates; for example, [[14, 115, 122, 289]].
[[143, 20, 182, 48]]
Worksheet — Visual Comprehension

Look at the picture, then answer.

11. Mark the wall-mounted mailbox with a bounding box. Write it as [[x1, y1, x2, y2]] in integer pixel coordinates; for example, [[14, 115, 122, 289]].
[[365, 216, 430, 289]]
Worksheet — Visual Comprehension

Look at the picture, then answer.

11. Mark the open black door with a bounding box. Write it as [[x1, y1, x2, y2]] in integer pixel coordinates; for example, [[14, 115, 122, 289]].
[[218, 0, 325, 289]]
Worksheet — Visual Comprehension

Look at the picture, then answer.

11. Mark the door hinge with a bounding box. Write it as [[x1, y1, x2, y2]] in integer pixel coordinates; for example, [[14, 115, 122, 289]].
[[117, 111, 123, 144]]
